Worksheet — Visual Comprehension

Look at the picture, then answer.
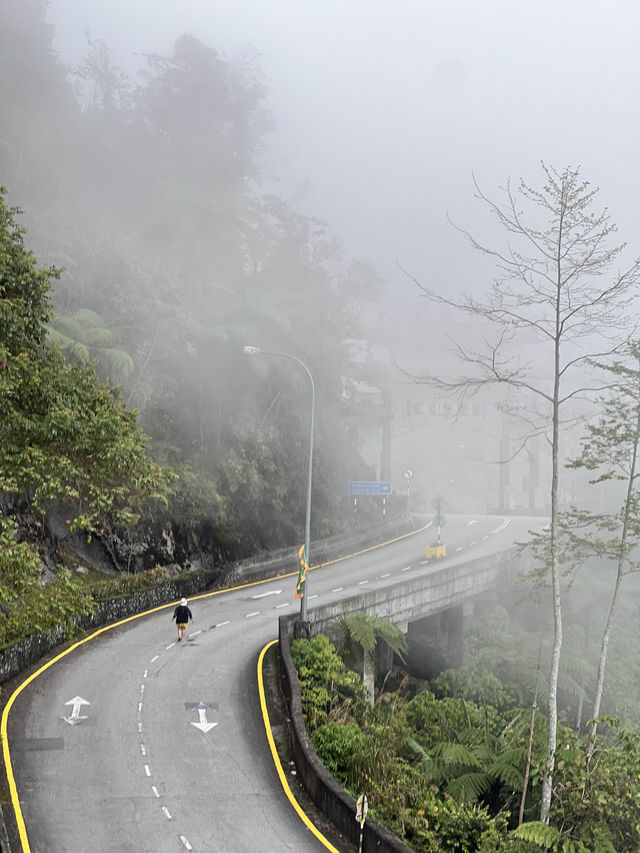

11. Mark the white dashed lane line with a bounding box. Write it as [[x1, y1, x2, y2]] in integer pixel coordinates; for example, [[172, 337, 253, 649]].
[[144, 765, 151, 777], [151, 785, 160, 798], [150, 655, 159, 663], [332, 587, 344, 592], [401, 566, 411, 572], [215, 621, 230, 628], [162, 806, 172, 820], [456, 547, 463, 552], [380, 572, 391, 578], [245, 611, 260, 618], [275, 602, 290, 609], [358, 580, 369, 586], [180, 836, 193, 851]]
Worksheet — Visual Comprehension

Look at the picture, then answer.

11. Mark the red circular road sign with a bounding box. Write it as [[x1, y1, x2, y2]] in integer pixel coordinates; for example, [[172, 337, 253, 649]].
[[402, 468, 414, 480]]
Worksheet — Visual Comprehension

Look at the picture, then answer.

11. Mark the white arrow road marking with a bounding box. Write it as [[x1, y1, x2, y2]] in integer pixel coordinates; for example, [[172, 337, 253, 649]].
[[252, 589, 281, 599], [63, 696, 90, 725], [191, 707, 218, 733]]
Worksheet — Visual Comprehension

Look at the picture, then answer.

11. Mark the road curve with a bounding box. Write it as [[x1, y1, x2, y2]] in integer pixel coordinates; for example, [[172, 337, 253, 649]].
[[2, 513, 542, 852]]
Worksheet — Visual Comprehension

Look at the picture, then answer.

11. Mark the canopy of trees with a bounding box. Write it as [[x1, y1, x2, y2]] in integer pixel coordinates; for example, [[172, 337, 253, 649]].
[[0, 2, 386, 571]]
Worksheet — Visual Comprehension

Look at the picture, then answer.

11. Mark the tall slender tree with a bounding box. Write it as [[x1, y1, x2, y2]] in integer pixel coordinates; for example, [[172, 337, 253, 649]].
[[563, 348, 640, 758], [403, 164, 640, 821]]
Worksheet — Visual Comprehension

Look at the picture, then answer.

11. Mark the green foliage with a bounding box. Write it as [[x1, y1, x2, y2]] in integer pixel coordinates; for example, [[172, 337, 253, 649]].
[[0, 517, 95, 646], [291, 635, 366, 730], [0, 189, 172, 532], [344, 612, 408, 661], [84, 564, 170, 601]]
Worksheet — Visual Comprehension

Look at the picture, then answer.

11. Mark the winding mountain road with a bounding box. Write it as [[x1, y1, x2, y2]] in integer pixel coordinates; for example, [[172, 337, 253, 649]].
[[2, 513, 541, 852]]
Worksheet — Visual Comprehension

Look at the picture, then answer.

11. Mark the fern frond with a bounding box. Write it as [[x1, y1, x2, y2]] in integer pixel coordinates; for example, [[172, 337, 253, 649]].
[[513, 820, 562, 848], [446, 771, 492, 802]]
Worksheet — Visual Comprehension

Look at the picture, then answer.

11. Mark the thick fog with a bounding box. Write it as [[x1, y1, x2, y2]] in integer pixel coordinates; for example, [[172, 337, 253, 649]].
[[3, 0, 639, 526], [48, 0, 640, 296]]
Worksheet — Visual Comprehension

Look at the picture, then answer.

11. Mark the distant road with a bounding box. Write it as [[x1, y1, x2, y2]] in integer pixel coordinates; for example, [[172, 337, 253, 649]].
[[4, 513, 541, 852]]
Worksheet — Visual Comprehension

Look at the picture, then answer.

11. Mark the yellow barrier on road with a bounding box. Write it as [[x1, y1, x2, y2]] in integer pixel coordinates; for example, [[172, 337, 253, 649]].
[[426, 544, 447, 559]]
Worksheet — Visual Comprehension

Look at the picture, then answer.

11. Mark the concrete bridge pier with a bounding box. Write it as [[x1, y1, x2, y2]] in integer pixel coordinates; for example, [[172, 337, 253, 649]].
[[406, 601, 474, 679]]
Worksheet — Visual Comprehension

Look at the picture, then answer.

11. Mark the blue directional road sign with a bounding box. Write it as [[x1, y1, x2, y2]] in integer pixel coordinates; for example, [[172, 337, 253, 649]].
[[348, 481, 392, 496]]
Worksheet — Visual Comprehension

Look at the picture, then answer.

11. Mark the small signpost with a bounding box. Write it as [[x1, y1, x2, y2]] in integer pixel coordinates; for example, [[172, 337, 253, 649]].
[[356, 793, 368, 852]]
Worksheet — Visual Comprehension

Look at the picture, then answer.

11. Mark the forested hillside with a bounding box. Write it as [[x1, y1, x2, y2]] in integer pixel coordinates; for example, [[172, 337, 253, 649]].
[[0, 0, 387, 580]]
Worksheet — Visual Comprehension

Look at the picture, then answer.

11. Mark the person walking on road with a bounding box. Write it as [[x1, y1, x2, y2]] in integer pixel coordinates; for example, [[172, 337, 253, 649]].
[[173, 597, 193, 642]]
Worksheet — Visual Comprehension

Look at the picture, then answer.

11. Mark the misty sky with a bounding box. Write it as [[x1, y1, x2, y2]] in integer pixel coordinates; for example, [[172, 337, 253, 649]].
[[47, 0, 640, 299]]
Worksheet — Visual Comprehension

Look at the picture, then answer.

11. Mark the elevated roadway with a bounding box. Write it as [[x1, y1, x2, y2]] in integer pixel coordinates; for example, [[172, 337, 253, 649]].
[[2, 513, 542, 852]]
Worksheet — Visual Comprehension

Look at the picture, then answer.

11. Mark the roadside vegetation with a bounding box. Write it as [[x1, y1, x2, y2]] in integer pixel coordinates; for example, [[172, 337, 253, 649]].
[[291, 611, 640, 852]]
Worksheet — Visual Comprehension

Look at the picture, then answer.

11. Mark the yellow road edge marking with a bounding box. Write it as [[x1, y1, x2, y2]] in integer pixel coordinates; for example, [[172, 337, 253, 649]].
[[257, 639, 341, 852], [1, 518, 432, 850]]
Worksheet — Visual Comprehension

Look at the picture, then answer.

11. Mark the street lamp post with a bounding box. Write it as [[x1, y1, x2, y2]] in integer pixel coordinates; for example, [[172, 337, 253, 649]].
[[242, 345, 315, 622]]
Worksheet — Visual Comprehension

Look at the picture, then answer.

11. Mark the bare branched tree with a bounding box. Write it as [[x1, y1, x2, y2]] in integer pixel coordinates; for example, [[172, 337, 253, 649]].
[[401, 163, 640, 822]]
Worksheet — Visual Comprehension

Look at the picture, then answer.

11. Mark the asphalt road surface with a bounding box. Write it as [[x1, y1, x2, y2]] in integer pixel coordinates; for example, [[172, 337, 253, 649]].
[[3, 513, 542, 852]]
